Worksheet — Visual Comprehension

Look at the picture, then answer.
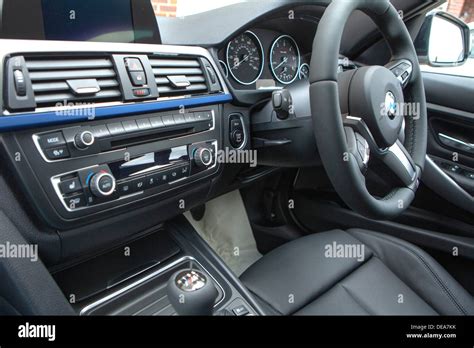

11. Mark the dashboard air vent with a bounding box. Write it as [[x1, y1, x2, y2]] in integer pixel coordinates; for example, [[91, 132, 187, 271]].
[[24, 56, 122, 107], [148, 57, 210, 97]]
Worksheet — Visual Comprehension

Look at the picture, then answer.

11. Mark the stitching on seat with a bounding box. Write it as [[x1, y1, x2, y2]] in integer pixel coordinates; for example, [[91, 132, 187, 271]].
[[348, 230, 467, 315]]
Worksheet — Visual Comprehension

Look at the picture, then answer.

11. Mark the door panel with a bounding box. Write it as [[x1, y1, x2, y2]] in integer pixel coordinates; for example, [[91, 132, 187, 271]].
[[419, 71, 474, 216]]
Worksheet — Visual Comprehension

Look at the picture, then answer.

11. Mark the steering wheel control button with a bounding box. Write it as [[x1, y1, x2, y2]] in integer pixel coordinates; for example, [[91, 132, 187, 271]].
[[45, 146, 70, 160], [59, 177, 82, 195], [74, 131, 95, 150], [39, 132, 66, 149], [90, 172, 116, 198]]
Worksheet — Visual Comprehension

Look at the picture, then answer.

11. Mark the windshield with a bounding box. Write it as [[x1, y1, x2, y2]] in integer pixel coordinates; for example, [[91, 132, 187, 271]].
[[151, 0, 247, 17]]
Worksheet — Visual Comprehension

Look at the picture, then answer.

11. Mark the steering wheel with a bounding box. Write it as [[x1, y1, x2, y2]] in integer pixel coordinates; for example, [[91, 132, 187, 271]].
[[309, 0, 428, 220]]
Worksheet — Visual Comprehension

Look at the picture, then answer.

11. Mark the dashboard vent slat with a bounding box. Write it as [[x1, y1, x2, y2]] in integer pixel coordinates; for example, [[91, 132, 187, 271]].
[[25, 58, 113, 71], [149, 56, 210, 97], [24, 56, 122, 108]]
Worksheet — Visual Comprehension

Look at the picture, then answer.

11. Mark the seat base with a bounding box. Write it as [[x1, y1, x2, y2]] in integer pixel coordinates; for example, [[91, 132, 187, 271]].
[[240, 229, 474, 315]]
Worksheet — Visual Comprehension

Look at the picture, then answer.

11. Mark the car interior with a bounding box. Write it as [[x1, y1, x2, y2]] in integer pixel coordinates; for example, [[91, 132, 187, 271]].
[[0, 0, 473, 318]]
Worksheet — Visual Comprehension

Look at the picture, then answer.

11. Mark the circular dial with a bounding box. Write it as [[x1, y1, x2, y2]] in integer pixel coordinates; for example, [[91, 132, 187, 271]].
[[299, 63, 310, 80], [90, 172, 116, 197], [270, 35, 300, 84], [226, 31, 264, 85]]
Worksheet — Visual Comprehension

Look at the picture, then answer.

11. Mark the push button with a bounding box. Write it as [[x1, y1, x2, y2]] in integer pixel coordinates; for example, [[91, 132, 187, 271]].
[[45, 146, 70, 160], [122, 120, 139, 133], [124, 58, 143, 72], [59, 177, 82, 194], [232, 305, 249, 316], [195, 111, 212, 121], [39, 132, 66, 149], [136, 118, 152, 130], [107, 123, 125, 135], [130, 71, 147, 86], [92, 125, 110, 138], [156, 171, 170, 185], [133, 88, 150, 97], [64, 194, 86, 210], [131, 177, 147, 192], [117, 181, 133, 196]]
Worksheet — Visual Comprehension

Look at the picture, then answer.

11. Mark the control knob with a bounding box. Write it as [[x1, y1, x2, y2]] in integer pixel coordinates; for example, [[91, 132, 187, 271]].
[[74, 131, 95, 150], [193, 147, 213, 168], [89, 171, 116, 198]]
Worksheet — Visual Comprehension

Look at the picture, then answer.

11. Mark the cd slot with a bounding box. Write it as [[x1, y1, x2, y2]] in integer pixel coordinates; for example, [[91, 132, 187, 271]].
[[108, 121, 209, 149]]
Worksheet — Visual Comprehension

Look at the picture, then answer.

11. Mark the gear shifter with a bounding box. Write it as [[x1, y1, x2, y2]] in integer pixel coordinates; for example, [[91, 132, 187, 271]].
[[167, 269, 218, 315]]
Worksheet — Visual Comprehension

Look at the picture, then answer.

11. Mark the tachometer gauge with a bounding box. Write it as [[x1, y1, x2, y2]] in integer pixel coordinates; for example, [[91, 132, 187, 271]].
[[226, 31, 264, 85], [270, 35, 300, 84]]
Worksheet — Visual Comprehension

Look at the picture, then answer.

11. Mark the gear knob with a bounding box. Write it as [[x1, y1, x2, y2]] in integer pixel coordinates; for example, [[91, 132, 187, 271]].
[[167, 269, 218, 315]]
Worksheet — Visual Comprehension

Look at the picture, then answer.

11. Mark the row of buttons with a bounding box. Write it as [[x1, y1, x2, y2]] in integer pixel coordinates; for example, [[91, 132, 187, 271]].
[[117, 163, 190, 197], [91, 111, 213, 138]]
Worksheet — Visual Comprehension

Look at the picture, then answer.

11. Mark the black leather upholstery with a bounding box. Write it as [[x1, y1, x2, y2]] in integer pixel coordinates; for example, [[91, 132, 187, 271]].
[[241, 229, 474, 315]]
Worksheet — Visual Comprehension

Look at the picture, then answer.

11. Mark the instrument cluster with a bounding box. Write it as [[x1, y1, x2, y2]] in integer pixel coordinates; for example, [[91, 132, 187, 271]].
[[219, 29, 310, 89]]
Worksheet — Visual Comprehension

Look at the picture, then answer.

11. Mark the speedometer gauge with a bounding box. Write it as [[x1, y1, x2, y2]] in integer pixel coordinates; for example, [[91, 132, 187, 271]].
[[270, 35, 300, 84], [226, 31, 264, 85]]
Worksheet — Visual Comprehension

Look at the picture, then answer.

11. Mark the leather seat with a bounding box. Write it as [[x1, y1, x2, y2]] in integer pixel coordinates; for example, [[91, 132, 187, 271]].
[[241, 229, 474, 315]]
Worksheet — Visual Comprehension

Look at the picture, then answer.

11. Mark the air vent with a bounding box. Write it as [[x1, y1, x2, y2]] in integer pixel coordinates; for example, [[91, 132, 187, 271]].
[[24, 56, 122, 107], [148, 57, 210, 97]]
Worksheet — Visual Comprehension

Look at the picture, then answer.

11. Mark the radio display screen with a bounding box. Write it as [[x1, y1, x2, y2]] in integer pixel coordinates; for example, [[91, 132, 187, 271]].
[[41, 0, 135, 42]]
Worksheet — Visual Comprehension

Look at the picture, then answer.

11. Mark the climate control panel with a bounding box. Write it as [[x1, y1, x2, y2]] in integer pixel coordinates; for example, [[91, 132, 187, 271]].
[[51, 141, 217, 212]]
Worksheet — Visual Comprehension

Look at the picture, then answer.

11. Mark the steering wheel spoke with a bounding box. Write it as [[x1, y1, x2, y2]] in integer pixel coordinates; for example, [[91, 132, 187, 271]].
[[386, 59, 413, 88], [379, 140, 419, 188]]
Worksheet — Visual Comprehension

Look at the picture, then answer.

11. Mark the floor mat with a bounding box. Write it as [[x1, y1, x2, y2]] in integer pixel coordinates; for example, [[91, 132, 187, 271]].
[[184, 190, 262, 276]]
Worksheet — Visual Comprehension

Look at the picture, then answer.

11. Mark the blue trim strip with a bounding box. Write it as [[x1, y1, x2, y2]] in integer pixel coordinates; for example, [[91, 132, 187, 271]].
[[0, 94, 233, 131]]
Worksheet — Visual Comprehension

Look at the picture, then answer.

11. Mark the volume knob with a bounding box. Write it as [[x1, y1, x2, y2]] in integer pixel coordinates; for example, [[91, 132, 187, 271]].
[[89, 172, 116, 198], [74, 131, 95, 150]]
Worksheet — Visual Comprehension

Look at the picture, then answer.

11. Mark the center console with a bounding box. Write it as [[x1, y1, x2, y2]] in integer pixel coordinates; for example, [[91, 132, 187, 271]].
[[0, 40, 243, 230]]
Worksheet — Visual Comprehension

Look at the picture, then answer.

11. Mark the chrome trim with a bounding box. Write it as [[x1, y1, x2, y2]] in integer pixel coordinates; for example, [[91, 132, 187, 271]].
[[270, 34, 301, 85], [79, 256, 226, 316], [298, 63, 310, 80], [226, 30, 264, 85], [90, 172, 116, 197], [439, 133, 474, 152], [388, 142, 416, 181], [218, 60, 229, 78]]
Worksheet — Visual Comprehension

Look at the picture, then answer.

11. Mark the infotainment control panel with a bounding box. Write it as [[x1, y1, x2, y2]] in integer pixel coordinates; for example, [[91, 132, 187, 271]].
[[3, 105, 224, 229]]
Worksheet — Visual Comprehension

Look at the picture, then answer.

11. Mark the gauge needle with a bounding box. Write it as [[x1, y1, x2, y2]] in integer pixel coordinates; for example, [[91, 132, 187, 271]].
[[232, 55, 250, 69], [274, 57, 288, 70]]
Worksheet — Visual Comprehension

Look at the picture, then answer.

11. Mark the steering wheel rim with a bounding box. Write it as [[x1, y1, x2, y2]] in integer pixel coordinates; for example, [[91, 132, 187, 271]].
[[309, 0, 428, 220]]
